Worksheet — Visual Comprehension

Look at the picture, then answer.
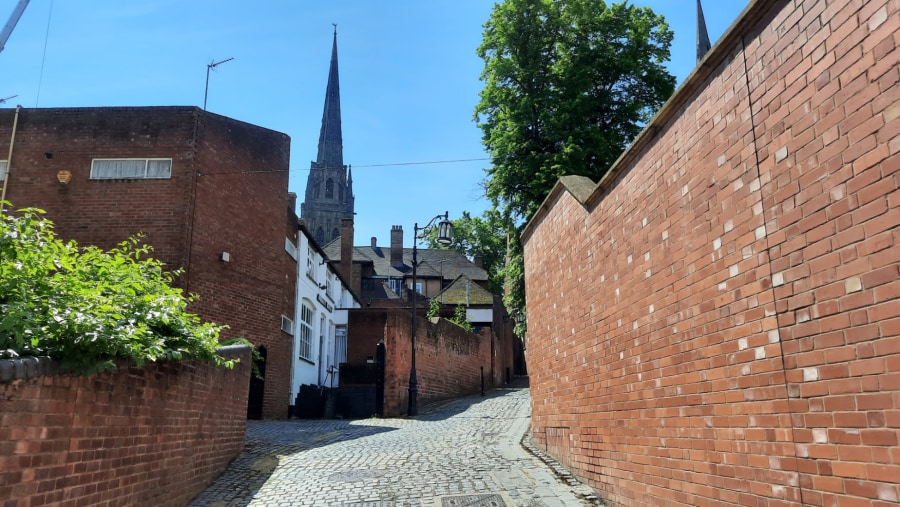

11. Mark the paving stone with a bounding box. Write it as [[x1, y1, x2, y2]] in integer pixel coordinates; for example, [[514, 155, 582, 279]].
[[188, 385, 603, 507]]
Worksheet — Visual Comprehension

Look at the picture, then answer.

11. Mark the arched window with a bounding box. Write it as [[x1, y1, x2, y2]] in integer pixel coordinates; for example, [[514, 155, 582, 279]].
[[331, 228, 340, 241], [316, 227, 325, 246], [313, 181, 320, 199], [325, 178, 334, 198]]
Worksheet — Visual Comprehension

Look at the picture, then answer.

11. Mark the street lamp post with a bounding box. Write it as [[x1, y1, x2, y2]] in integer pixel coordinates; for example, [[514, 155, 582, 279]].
[[408, 211, 453, 417]]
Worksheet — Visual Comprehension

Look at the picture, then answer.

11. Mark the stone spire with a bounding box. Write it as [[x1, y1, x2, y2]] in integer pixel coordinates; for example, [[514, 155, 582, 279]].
[[300, 26, 356, 247], [696, 0, 712, 63], [317, 25, 343, 169]]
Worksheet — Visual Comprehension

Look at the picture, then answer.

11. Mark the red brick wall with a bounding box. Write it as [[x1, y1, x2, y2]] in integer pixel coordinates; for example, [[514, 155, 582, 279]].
[[522, 0, 898, 505], [0, 107, 295, 419], [0, 346, 251, 507], [348, 308, 492, 417]]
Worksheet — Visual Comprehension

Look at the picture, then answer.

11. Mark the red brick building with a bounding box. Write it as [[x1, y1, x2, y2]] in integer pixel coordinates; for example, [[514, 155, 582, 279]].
[[0, 106, 296, 419], [523, 0, 898, 505]]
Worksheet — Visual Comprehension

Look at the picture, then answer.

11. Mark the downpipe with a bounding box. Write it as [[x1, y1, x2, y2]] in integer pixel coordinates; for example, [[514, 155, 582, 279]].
[[0, 104, 21, 215]]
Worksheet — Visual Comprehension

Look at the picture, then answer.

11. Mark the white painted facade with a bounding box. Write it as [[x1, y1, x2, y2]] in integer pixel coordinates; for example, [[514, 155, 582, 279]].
[[285, 227, 359, 405]]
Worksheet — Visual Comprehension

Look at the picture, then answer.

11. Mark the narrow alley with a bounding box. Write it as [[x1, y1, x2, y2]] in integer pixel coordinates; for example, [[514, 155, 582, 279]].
[[188, 385, 600, 507]]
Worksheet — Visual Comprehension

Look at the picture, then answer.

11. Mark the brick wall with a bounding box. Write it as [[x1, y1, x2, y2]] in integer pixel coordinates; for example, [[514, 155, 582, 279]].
[[347, 308, 492, 417], [0, 346, 251, 507], [522, 0, 898, 505], [0, 106, 295, 419]]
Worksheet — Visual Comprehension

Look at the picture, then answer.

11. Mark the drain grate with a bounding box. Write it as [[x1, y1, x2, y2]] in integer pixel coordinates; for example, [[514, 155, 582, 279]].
[[441, 494, 507, 507]]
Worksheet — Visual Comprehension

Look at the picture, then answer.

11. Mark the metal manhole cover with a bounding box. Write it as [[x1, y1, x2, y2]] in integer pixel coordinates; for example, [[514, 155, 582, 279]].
[[327, 469, 385, 482], [441, 494, 507, 507]]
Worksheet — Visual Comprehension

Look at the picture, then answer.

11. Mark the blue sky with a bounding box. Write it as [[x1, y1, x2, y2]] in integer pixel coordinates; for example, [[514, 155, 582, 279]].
[[1, 0, 747, 247]]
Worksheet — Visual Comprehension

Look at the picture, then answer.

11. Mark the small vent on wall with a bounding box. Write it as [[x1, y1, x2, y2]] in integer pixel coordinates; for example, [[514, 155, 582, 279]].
[[281, 315, 294, 335]]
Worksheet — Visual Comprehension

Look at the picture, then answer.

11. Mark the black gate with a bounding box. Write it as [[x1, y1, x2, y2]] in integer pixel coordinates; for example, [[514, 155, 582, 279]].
[[374, 340, 385, 417], [247, 345, 267, 419]]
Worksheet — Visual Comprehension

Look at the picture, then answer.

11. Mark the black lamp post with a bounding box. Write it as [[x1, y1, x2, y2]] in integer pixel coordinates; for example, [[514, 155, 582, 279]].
[[408, 211, 453, 416]]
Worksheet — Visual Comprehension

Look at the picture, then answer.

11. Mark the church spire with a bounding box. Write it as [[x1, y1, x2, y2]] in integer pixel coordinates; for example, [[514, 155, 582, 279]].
[[696, 0, 712, 63], [317, 24, 343, 169], [300, 26, 355, 247]]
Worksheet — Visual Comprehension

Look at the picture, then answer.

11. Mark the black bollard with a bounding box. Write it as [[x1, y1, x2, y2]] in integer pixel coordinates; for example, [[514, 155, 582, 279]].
[[481, 366, 485, 396]]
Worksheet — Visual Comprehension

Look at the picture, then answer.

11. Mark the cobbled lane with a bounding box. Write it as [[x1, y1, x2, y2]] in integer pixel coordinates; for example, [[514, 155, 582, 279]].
[[188, 386, 601, 507]]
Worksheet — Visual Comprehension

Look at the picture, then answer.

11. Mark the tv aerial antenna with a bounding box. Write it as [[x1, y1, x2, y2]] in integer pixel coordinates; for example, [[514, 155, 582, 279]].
[[203, 57, 234, 110]]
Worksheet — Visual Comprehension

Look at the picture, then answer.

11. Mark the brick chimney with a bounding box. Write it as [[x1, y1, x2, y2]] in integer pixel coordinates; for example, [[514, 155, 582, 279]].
[[390, 225, 404, 266], [340, 218, 354, 289]]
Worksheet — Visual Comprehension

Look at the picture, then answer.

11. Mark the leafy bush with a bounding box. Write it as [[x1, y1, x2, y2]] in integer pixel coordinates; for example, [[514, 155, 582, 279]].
[[0, 205, 236, 375], [425, 298, 474, 332], [448, 305, 474, 333]]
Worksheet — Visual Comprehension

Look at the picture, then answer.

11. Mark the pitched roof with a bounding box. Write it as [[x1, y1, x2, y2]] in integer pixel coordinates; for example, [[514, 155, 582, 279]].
[[322, 237, 488, 282], [435, 274, 495, 306]]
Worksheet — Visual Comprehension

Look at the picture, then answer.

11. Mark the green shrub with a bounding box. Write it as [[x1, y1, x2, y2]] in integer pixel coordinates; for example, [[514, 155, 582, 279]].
[[0, 204, 236, 375]]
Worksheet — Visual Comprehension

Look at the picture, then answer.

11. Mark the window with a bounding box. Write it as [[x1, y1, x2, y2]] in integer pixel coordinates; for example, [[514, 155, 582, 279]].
[[306, 247, 315, 280], [316, 227, 325, 246], [335, 325, 347, 366], [299, 302, 314, 361], [325, 178, 334, 198], [0, 160, 6, 181], [331, 228, 339, 241], [285, 237, 298, 260], [281, 315, 294, 335], [90, 158, 172, 179], [325, 273, 333, 300]]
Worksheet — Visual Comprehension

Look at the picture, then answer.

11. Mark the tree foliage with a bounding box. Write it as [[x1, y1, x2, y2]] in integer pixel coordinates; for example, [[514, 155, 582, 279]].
[[474, 0, 676, 335], [425, 209, 508, 295], [0, 205, 236, 375]]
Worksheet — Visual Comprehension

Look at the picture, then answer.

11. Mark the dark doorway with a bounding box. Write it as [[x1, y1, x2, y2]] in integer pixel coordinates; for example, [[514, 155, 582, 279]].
[[247, 345, 267, 419], [374, 341, 385, 417]]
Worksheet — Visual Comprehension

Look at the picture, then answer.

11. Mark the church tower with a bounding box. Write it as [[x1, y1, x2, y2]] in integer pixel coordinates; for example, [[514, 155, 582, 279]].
[[300, 27, 355, 246]]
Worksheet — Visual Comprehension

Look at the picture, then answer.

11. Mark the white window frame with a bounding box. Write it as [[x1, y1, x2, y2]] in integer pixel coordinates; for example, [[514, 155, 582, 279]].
[[298, 302, 314, 361], [90, 158, 172, 180], [285, 237, 298, 260], [281, 315, 294, 335], [306, 247, 316, 281], [0, 160, 7, 181]]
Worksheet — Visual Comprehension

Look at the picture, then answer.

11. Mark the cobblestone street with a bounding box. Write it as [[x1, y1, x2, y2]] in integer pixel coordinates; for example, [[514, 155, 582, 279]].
[[188, 385, 601, 507]]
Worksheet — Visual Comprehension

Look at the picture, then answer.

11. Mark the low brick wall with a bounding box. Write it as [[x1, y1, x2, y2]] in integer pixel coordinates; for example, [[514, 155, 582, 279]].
[[347, 308, 492, 417], [0, 345, 251, 507]]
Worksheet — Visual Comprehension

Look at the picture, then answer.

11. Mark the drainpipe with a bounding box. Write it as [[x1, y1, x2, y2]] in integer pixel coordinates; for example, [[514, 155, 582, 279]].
[[0, 104, 21, 215]]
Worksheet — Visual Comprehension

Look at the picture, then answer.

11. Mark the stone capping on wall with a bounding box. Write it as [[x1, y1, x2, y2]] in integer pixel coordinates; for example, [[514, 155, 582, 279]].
[[521, 0, 777, 243], [0, 344, 251, 383]]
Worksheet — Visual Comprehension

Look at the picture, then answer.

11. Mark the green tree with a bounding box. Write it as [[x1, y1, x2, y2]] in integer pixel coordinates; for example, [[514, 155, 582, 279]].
[[0, 205, 236, 375], [475, 0, 676, 335], [425, 209, 508, 295]]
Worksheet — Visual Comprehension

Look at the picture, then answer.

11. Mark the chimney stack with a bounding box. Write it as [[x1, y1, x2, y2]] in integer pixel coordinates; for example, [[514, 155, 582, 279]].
[[371, 237, 377, 248], [390, 225, 404, 266], [340, 218, 354, 288]]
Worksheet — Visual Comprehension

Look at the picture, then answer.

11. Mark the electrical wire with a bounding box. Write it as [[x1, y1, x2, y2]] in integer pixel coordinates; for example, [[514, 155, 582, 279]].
[[198, 157, 491, 176], [34, 0, 54, 107]]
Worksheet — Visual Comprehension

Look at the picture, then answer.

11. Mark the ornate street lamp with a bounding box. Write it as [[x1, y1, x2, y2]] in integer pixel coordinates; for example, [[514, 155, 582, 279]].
[[408, 211, 453, 416]]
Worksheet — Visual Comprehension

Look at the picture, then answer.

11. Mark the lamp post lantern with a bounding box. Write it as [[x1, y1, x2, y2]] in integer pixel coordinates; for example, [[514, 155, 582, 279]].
[[408, 211, 453, 416]]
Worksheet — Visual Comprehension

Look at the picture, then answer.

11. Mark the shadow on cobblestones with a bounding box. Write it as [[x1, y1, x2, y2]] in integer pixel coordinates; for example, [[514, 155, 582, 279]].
[[188, 420, 397, 507]]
